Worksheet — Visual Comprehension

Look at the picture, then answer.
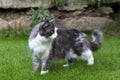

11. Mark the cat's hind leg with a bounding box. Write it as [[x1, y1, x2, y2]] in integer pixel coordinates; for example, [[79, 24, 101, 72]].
[[63, 58, 77, 67], [63, 49, 77, 67], [81, 49, 94, 65]]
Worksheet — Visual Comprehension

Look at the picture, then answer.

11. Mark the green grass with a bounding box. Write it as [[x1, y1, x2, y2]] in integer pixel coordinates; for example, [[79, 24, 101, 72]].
[[0, 36, 120, 80], [102, 20, 120, 37], [0, 27, 31, 39]]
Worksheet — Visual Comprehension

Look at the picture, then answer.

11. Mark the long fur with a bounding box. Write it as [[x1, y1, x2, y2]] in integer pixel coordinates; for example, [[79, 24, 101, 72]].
[[50, 28, 103, 66], [28, 20, 103, 75], [90, 29, 103, 51], [28, 20, 58, 75]]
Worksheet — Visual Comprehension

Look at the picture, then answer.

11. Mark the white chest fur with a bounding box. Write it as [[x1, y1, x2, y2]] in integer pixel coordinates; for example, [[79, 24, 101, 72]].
[[29, 33, 52, 58]]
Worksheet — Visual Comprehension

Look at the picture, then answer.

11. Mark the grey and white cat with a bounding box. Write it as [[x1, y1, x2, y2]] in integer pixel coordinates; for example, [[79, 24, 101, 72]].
[[28, 20, 58, 75], [28, 19, 103, 75]]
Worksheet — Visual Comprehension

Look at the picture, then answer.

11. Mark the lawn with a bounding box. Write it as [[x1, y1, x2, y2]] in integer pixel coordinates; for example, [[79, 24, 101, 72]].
[[0, 36, 120, 80]]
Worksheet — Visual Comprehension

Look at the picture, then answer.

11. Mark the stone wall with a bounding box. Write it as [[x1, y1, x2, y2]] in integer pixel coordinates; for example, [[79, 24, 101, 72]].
[[0, 0, 88, 10], [0, 0, 52, 8], [0, 0, 120, 9], [0, 0, 119, 30]]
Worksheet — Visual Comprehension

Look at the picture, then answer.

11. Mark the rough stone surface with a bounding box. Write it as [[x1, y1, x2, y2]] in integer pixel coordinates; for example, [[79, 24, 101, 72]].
[[0, 0, 52, 8], [0, 18, 9, 29], [55, 17, 113, 30], [0, 0, 89, 9], [79, 7, 114, 18], [58, 5, 87, 11], [0, 15, 113, 30], [0, 0, 117, 30], [0, 0, 120, 9], [99, 6, 114, 15], [0, 15, 30, 29], [57, 0, 88, 11], [8, 15, 31, 28]]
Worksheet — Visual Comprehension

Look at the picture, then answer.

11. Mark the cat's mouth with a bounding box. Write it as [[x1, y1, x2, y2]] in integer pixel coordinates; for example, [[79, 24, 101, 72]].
[[45, 32, 54, 38], [45, 34, 52, 37]]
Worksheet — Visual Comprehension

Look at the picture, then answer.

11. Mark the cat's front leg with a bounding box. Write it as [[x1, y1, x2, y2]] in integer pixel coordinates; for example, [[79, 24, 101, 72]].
[[63, 63, 69, 67], [41, 55, 53, 75], [32, 55, 41, 72], [41, 59, 49, 75]]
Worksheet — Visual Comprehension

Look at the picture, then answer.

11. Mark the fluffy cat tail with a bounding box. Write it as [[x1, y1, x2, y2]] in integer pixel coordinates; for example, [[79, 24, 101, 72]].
[[90, 29, 103, 51]]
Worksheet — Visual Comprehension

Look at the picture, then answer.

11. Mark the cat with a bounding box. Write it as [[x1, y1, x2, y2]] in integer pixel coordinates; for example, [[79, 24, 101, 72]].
[[28, 19, 58, 75], [28, 19, 103, 75], [46, 28, 102, 68]]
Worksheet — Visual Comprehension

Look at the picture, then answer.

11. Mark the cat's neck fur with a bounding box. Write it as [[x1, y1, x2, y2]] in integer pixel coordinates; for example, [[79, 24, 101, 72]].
[[28, 26, 58, 58], [50, 27, 58, 39]]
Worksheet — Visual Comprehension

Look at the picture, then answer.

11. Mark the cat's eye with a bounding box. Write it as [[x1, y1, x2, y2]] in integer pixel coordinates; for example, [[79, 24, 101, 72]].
[[51, 30, 54, 33]]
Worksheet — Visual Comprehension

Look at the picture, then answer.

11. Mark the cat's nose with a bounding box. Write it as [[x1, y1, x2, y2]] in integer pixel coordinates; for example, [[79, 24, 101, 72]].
[[79, 43, 83, 47], [51, 31, 54, 34]]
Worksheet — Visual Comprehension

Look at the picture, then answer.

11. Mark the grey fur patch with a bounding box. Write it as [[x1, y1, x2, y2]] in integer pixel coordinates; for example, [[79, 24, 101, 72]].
[[29, 22, 45, 40]]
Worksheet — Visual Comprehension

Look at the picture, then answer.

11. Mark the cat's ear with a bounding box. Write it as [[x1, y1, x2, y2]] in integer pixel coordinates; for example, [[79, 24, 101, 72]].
[[39, 22, 46, 30], [82, 33, 87, 37], [42, 22, 49, 29], [49, 19, 55, 24]]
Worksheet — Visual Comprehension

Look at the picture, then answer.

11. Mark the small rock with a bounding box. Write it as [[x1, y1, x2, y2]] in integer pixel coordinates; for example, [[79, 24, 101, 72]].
[[0, 18, 9, 29], [58, 5, 87, 11], [99, 6, 113, 15], [8, 16, 31, 28], [55, 17, 113, 30]]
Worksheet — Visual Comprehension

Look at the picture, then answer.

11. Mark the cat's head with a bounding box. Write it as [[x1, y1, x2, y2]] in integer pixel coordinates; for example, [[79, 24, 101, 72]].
[[39, 19, 55, 37]]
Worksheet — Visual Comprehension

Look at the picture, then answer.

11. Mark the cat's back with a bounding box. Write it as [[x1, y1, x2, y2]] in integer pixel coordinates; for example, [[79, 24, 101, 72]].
[[56, 28, 81, 44]]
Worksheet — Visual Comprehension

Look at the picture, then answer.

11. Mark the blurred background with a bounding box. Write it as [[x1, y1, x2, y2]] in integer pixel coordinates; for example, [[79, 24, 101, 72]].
[[0, 1, 120, 80], [0, 0, 120, 39]]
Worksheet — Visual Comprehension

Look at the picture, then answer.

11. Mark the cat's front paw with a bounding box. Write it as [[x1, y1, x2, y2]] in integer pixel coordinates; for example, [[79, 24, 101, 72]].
[[63, 64, 69, 67], [40, 70, 49, 75], [87, 62, 94, 65], [87, 59, 94, 65]]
